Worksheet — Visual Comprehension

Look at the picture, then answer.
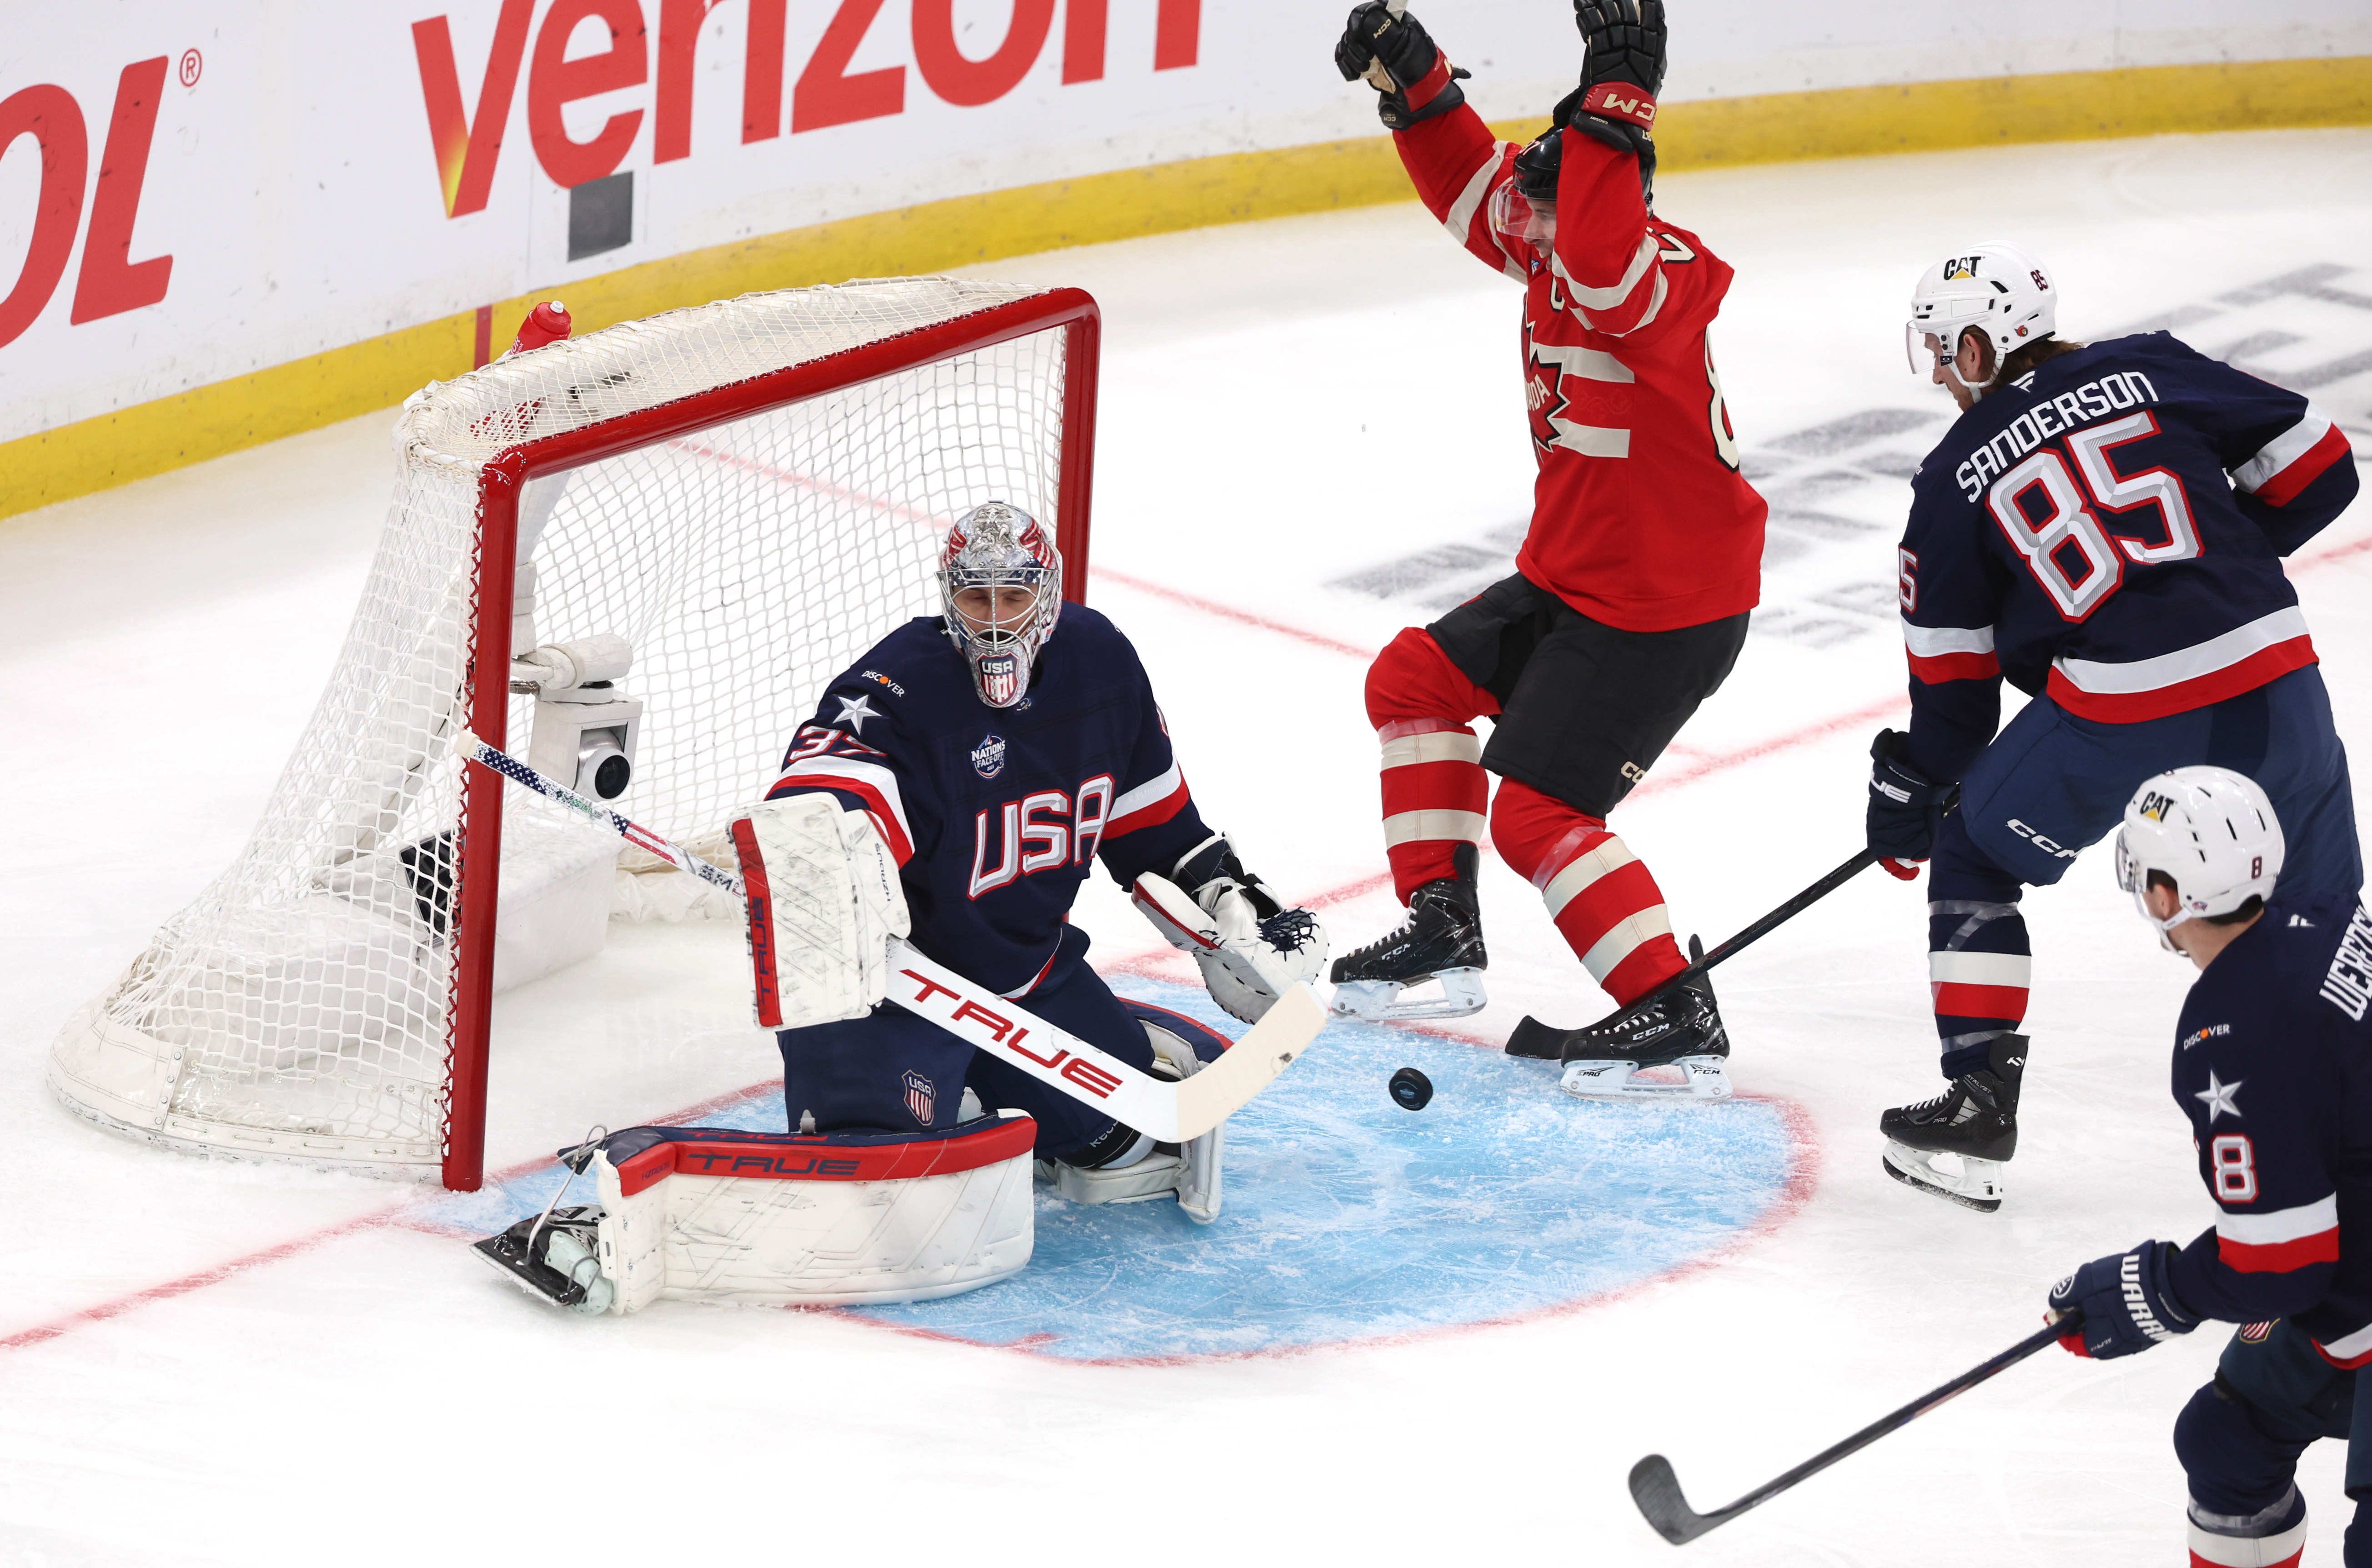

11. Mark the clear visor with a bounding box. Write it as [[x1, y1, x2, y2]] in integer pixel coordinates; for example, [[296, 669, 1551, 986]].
[[2113, 828, 2141, 893], [1489, 183, 1556, 250]]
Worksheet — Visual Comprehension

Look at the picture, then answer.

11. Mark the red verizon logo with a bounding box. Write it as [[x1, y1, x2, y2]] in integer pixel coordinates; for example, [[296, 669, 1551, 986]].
[[413, 0, 1206, 217], [0, 56, 181, 350]]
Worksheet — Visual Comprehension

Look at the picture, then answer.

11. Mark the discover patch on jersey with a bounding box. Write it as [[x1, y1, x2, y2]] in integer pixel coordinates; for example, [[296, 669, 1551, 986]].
[[764, 605, 1213, 997], [2163, 893, 2372, 1367]]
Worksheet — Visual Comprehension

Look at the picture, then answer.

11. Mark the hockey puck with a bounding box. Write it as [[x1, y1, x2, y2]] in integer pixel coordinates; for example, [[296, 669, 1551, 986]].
[[1388, 1067, 1434, 1112]]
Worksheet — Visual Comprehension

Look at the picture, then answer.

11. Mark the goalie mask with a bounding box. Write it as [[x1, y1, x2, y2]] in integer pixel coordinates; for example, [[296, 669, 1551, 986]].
[[939, 501, 1062, 709], [1905, 242, 2057, 395], [2113, 766, 2283, 946]]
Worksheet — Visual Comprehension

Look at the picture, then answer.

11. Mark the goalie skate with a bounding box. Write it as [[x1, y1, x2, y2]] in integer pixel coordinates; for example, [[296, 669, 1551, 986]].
[[1329, 844, 1488, 1022], [1880, 1034, 2026, 1214]]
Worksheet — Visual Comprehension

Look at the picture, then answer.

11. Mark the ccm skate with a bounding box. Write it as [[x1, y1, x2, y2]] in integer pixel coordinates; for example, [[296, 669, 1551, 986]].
[[1508, 939, 1732, 1101], [1329, 843, 1487, 1022]]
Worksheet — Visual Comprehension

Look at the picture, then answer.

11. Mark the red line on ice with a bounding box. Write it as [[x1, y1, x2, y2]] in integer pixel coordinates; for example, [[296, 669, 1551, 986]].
[[48, 518, 2365, 1352]]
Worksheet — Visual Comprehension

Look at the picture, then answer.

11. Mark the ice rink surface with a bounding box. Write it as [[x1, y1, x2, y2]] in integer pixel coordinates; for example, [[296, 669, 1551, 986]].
[[5, 127, 2372, 1564]]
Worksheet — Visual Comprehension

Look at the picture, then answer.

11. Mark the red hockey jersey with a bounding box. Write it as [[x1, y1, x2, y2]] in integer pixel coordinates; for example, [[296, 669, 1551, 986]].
[[1391, 102, 1766, 632]]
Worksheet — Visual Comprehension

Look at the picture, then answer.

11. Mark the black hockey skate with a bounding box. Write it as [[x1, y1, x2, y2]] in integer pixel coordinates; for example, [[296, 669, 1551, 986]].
[[1880, 1034, 2026, 1213], [1328, 843, 1487, 1022], [1513, 938, 1732, 1101]]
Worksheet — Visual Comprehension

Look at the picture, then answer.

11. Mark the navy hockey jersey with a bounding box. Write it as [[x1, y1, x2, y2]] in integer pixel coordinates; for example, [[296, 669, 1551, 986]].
[[764, 606, 1211, 996], [1897, 334, 2357, 783], [2164, 893, 2372, 1366]]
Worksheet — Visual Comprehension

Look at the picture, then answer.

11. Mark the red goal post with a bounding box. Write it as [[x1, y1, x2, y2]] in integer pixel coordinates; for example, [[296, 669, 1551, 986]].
[[47, 279, 1101, 1191]]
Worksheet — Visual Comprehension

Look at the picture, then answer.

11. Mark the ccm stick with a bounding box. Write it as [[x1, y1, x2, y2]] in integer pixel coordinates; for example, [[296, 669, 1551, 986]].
[[454, 731, 1324, 1142], [1628, 1315, 2079, 1545], [1506, 848, 1880, 1058]]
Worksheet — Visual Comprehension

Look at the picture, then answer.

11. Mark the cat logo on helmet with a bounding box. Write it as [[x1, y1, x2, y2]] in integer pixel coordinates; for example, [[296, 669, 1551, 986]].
[[1943, 256, 1980, 280], [2139, 791, 2174, 822]]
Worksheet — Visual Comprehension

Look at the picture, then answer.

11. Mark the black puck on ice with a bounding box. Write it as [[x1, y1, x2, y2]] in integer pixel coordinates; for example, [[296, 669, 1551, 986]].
[[1388, 1067, 1434, 1112]]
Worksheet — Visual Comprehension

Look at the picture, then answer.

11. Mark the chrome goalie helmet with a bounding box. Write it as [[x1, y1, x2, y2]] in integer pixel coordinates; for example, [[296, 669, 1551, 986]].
[[1905, 242, 2059, 391], [2114, 766, 2284, 943], [938, 501, 1062, 709]]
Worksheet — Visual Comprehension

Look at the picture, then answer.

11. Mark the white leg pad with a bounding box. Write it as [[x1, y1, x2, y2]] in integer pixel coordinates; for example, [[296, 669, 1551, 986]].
[[588, 1117, 1035, 1310]]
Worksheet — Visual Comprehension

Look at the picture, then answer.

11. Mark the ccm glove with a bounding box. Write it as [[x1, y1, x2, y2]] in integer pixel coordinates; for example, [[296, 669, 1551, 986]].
[[1555, 0, 1665, 196], [1866, 728, 1955, 880], [1335, 3, 1469, 130], [2047, 1241, 2197, 1359]]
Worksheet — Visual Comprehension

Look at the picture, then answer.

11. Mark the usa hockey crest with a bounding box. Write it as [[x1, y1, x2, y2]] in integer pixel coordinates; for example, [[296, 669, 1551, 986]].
[[902, 1070, 937, 1126]]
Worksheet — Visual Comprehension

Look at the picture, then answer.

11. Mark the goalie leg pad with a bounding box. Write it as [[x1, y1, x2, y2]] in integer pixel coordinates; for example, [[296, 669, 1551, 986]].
[[1039, 1002, 1231, 1224], [593, 1117, 1036, 1310]]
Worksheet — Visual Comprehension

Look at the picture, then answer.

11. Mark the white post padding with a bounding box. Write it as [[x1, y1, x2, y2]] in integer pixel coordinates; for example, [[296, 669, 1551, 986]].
[[588, 1118, 1036, 1311]]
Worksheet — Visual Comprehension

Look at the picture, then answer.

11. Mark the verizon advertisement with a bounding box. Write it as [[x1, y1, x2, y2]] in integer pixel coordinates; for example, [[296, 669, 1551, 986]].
[[0, 0, 2357, 450]]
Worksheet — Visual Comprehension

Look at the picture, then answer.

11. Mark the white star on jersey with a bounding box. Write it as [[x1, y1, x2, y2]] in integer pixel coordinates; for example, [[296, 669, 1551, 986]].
[[2195, 1070, 2244, 1123], [834, 694, 880, 735]]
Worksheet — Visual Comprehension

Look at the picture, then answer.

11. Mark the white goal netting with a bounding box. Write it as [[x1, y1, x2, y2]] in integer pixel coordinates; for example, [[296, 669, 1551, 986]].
[[48, 277, 1085, 1183]]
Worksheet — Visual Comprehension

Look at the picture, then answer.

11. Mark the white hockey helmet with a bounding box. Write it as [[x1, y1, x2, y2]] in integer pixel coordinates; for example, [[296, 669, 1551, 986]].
[[2113, 766, 2284, 938], [1905, 242, 2059, 383], [938, 501, 1062, 710]]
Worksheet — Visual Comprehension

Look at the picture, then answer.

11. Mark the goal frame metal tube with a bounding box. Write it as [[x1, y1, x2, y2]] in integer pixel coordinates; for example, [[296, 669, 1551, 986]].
[[441, 288, 1102, 1189]]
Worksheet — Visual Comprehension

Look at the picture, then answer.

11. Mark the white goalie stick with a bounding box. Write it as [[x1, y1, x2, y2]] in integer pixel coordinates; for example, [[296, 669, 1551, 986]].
[[453, 731, 1324, 1142]]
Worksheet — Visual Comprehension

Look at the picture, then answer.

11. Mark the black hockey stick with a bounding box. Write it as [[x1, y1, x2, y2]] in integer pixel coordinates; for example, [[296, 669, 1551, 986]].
[[1628, 1314, 2077, 1545], [1505, 847, 1880, 1058]]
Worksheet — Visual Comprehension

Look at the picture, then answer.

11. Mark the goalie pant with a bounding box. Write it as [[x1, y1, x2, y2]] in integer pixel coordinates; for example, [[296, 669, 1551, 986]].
[[1895, 333, 2362, 1078], [2144, 893, 2372, 1566], [765, 604, 1218, 1159]]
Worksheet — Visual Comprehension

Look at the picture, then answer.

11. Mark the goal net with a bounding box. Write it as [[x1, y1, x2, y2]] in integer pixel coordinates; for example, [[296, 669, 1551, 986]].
[[46, 277, 1100, 1189]]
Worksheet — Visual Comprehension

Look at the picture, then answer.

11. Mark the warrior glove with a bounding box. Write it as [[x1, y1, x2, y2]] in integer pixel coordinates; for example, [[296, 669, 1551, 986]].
[[1335, 3, 1469, 130], [1133, 832, 1327, 1025], [2048, 1241, 2197, 1359], [1866, 727, 1956, 881]]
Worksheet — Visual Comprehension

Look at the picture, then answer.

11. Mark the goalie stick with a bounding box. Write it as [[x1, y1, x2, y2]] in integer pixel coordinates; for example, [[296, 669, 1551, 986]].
[[1504, 848, 1879, 1059], [453, 731, 1323, 1142], [1628, 1314, 2077, 1545]]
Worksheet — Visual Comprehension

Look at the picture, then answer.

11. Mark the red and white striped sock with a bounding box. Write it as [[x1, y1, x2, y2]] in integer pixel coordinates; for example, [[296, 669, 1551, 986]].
[[1379, 718, 1488, 897], [1491, 778, 1685, 1005]]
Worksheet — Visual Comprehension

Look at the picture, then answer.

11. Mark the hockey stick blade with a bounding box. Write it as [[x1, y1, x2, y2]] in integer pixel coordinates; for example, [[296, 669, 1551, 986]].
[[455, 730, 1324, 1141], [1505, 849, 1879, 1058], [1626, 1315, 2077, 1546]]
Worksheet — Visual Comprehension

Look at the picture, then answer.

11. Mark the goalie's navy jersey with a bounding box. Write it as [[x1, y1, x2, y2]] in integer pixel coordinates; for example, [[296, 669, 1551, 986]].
[[764, 605, 1211, 996], [2163, 893, 2372, 1365], [1897, 333, 2357, 783]]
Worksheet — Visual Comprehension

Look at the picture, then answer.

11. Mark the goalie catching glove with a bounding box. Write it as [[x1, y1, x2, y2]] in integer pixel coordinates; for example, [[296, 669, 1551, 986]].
[[729, 793, 910, 1031], [1133, 832, 1327, 1025]]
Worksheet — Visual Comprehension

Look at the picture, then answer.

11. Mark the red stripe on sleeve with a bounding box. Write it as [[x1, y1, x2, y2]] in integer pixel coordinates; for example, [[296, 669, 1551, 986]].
[[1106, 778, 1192, 839], [2219, 1227, 2342, 1274], [2255, 423, 2352, 507], [1908, 649, 2002, 684]]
